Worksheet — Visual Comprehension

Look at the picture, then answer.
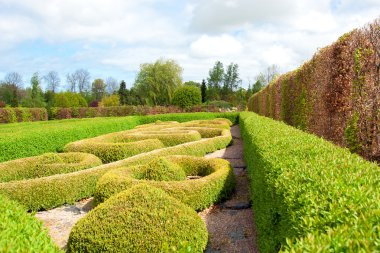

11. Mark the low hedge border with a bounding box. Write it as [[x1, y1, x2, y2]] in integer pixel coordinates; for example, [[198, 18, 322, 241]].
[[0, 194, 61, 252], [95, 155, 236, 211], [0, 153, 102, 183], [0, 108, 48, 123], [0, 121, 232, 211], [240, 112, 380, 252], [68, 184, 208, 253]]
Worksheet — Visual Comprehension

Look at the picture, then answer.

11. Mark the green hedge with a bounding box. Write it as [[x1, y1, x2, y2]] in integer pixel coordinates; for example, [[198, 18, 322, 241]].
[[240, 112, 380, 252], [0, 120, 232, 211], [68, 184, 208, 252], [0, 112, 238, 162], [95, 155, 235, 210], [0, 194, 61, 253], [0, 108, 48, 124], [0, 153, 102, 183]]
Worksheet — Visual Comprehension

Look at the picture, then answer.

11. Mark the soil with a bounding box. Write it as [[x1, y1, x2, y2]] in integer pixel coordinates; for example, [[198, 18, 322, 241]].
[[35, 125, 259, 252]]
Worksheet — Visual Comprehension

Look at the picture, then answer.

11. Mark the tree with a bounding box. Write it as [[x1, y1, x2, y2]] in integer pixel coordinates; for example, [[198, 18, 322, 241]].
[[207, 61, 224, 90], [44, 71, 60, 93], [172, 86, 202, 109], [134, 58, 183, 106], [184, 81, 201, 87], [223, 63, 240, 91], [257, 64, 280, 86], [4, 72, 23, 87], [21, 72, 45, 108], [66, 69, 91, 94], [91, 79, 106, 101], [100, 94, 120, 107], [106, 77, 118, 94], [2, 72, 23, 107], [201, 79, 207, 103], [118, 80, 127, 105], [54, 92, 87, 107], [252, 80, 264, 94]]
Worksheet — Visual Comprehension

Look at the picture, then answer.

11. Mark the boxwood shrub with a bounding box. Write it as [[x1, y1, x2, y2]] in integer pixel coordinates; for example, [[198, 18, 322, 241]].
[[0, 152, 102, 183], [68, 184, 208, 252], [240, 112, 380, 252], [0, 194, 61, 253], [95, 155, 236, 210]]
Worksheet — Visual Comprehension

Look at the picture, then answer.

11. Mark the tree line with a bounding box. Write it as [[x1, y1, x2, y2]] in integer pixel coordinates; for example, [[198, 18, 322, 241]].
[[0, 59, 279, 110]]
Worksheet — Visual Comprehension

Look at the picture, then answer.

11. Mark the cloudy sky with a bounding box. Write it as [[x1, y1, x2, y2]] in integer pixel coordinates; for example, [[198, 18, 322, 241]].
[[0, 0, 379, 89]]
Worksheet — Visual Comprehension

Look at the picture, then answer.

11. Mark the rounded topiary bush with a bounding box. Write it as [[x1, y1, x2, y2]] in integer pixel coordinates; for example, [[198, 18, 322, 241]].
[[0, 152, 102, 183], [136, 157, 186, 181], [172, 86, 202, 109], [68, 184, 208, 253]]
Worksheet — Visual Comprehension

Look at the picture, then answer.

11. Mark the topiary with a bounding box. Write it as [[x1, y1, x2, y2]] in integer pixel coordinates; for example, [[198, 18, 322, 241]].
[[68, 184, 208, 253], [136, 157, 186, 181], [172, 86, 202, 109]]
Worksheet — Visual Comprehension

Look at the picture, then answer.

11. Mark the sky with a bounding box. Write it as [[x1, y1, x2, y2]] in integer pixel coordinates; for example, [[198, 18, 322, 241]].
[[0, 0, 379, 90]]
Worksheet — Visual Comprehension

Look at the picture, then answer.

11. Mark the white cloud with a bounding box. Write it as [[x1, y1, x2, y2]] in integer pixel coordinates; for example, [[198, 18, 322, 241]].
[[190, 34, 243, 58]]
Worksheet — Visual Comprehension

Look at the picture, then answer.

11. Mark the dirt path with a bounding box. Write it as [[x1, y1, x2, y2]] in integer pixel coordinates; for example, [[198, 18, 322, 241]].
[[200, 125, 259, 253], [35, 125, 259, 252]]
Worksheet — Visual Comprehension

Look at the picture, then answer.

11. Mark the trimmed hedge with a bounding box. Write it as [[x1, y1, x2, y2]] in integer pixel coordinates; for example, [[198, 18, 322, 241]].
[[0, 108, 48, 123], [68, 184, 208, 252], [0, 153, 102, 183], [0, 194, 61, 252], [95, 155, 235, 210], [0, 120, 232, 211], [0, 112, 238, 163], [240, 112, 380, 252]]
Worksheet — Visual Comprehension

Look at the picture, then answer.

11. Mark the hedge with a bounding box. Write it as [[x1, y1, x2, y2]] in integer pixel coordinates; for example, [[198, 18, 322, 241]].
[[0, 119, 232, 211], [0, 112, 238, 163], [68, 184, 208, 252], [95, 155, 235, 210], [0, 152, 102, 183], [0, 108, 47, 123], [240, 112, 380, 252], [0, 194, 61, 253], [248, 19, 380, 163]]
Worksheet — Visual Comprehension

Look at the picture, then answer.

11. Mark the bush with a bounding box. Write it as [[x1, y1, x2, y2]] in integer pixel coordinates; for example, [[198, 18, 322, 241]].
[[240, 112, 380, 252], [54, 92, 87, 108], [0, 119, 232, 211], [100, 94, 120, 107], [0, 194, 61, 252], [172, 85, 202, 109], [137, 157, 187, 181], [95, 155, 235, 211], [0, 153, 102, 183], [68, 184, 208, 252], [0, 101, 6, 108]]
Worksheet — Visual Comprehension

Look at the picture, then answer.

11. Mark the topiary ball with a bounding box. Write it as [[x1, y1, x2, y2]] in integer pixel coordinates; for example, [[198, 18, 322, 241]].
[[138, 157, 186, 181]]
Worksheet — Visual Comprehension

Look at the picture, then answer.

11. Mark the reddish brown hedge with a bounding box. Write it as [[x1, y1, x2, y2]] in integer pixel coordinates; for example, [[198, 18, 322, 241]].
[[248, 18, 380, 162], [0, 108, 48, 123]]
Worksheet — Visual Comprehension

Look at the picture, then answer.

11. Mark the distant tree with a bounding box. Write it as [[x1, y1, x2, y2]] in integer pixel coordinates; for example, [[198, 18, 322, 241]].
[[105, 77, 118, 94], [21, 72, 45, 108], [2, 72, 24, 107], [118, 80, 127, 105], [172, 86, 202, 109], [184, 81, 201, 87], [252, 80, 264, 94], [91, 79, 106, 101], [100, 94, 120, 107], [246, 83, 253, 99], [201, 79, 207, 103], [4, 72, 23, 87], [66, 69, 91, 94], [207, 61, 224, 90], [54, 92, 87, 107], [256, 64, 280, 86], [223, 63, 240, 91], [134, 58, 183, 106], [43, 71, 60, 93]]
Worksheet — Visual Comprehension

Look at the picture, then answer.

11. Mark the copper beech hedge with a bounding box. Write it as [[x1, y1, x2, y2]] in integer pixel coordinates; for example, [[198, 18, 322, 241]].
[[0, 108, 48, 123], [248, 18, 380, 162]]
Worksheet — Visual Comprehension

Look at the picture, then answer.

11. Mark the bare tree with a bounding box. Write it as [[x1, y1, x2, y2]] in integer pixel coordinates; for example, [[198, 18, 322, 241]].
[[4, 72, 23, 87], [43, 71, 60, 93], [105, 76, 118, 94], [264, 64, 280, 85], [66, 69, 91, 93]]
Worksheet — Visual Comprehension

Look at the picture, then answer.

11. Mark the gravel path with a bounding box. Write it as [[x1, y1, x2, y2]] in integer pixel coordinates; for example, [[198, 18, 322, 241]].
[[201, 125, 259, 253], [35, 125, 259, 252]]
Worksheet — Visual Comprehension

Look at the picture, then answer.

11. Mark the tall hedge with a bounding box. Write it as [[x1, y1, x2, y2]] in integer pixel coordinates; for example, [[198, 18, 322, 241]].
[[248, 18, 380, 162], [0, 108, 47, 123]]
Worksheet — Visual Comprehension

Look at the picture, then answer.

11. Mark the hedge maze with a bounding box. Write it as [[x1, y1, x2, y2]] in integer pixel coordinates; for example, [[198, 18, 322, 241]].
[[0, 117, 235, 252]]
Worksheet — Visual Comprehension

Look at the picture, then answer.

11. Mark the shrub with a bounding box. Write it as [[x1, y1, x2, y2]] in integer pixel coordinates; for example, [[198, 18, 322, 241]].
[[0, 108, 47, 123], [54, 92, 87, 108], [240, 112, 380, 252], [0, 119, 232, 211], [0, 101, 6, 108], [68, 184, 208, 252], [172, 86, 202, 109], [136, 157, 187, 181], [100, 94, 120, 107], [0, 153, 102, 183], [0, 194, 61, 252], [95, 155, 235, 211]]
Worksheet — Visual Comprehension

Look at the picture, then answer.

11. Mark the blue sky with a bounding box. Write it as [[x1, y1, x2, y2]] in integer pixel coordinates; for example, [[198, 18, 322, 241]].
[[0, 0, 379, 90]]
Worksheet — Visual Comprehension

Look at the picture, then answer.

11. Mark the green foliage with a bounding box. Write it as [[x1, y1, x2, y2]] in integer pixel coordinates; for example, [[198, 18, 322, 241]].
[[206, 100, 232, 109], [0, 152, 102, 183], [344, 112, 361, 153], [0, 194, 61, 253], [201, 79, 207, 103], [138, 157, 187, 181], [172, 86, 202, 109], [0, 112, 238, 163], [54, 92, 88, 107], [134, 58, 183, 106], [240, 112, 380, 252], [68, 184, 208, 253], [91, 78, 106, 101], [100, 94, 120, 107], [118, 80, 127, 105], [207, 61, 224, 90]]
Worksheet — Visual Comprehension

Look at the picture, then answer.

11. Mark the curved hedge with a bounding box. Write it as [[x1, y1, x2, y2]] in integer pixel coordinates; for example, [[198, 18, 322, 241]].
[[240, 112, 380, 252], [0, 194, 61, 252], [95, 155, 235, 210], [0, 153, 102, 183], [0, 120, 232, 211], [68, 184, 208, 252]]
